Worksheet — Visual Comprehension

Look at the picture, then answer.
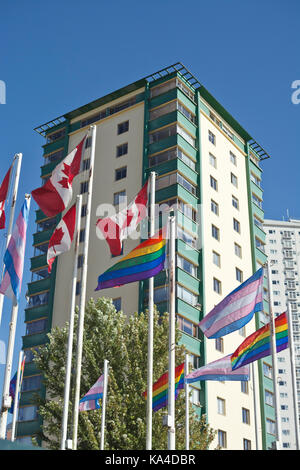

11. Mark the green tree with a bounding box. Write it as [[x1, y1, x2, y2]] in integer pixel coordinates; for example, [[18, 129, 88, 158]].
[[33, 297, 216, 450]]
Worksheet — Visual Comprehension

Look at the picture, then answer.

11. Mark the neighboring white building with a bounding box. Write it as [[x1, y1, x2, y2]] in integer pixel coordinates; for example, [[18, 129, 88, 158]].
[[264, 218, 300, 449]]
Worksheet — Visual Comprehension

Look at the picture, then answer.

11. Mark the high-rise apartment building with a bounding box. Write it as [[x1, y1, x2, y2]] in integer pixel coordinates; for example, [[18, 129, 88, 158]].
[[16, 63, 275, 449], [264, 218, 300, 449]]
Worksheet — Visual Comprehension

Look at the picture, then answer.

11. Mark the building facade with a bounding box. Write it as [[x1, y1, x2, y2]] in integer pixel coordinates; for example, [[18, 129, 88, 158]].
[[264, 218, 300, 449], [16, 63, 275, 449]]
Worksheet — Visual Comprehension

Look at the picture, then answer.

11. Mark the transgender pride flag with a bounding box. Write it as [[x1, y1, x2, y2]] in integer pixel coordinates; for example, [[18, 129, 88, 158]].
[[199, 267, 263, 339], [0, 197, 30, 304], [79, 374, 104, 412]]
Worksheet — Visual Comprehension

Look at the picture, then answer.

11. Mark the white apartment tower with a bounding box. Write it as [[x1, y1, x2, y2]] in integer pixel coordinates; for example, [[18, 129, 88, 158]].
[[264, 218, 300, 449]]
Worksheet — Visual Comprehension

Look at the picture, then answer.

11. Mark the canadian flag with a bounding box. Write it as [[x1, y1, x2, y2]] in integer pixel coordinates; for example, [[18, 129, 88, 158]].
[[32, 136, 86, 217], [47, 204, 76, 272], [96, 180, 149, 256], [0, 164, 13, 230]]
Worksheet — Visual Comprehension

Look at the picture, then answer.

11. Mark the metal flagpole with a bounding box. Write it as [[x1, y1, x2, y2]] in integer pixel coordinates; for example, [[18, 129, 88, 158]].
[[184, 352, 189, 450], [100, 359, 109, 450], [11, 350, 24, 441], [287, 301, 300, 449], [0, 193, 31, 440], [0, 153, 22, 326], [251, 362, 260, 450], [266, 261, 282, 450], [146, 171, 156, 450], [60, 195, 82, 450], [168, 215, 176, 450], [72, 125, 97, 450]]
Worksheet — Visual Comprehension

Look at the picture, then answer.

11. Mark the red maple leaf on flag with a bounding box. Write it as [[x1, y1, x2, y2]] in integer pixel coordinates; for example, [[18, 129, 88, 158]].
[[48, 227, 64, 254], [58, 163, 71, 189]]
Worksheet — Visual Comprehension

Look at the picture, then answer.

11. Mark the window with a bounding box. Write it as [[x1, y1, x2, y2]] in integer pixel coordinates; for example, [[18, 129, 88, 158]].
[[252, 193, 262, 208], [28, 292, 49, 308], [217, 397, 226, 415], [233, 218, 240, 233], [177, 255, 197, 277], [152, 286, 168, 304], [117, 121, 129, 135], [208, 130, 216, 145], [18, 405, 38, 422], [149, 124, 176, 144], [79, 229, 85, 243], [46, 128, 65, 144], [82, 158, 91, 171], [251, 173, 261, 187], [44, 148, 64, 165], [213, 277, 222, 294], [150, 79, 176, 98], [213, 251, 221, 267], [114, 190, 126, 206], [177, 101, 196, 124], [242, 408, 250, 424], [116, 143, 128, 157], [148, 147, 196, 171], [234, 242, 242, 258], [266, 419, 276, 435], [211, 199, 219, 215], [115, 166, 127, 181], [215, 337, 224, 352], [22, 375, 42, 392], [236, 267, 243, 283], [31, 267, 50, 282], [212, 224, 219, 241], [149, 101, 177, 121], [241, 381, 249, 394], [230, 151, 237, 165], [36, 217, 57, 232], [81, 204, 87, 217], [177, 285, 198, 306], [26, 319, 47, 336], [231, 172, 238, 187], [210, 175, 218, 191], [209, 153, 217, 168], [218, 430, 227, 448], [177, 226, 197, 248], [77, 254, 84, 268], [177, 125, 196, 147], [177, 316, 200, 339], [33, 242, 49, 256], [76, 281, 81, 296], [113, 298, 121, 311], [191, 387, 201, 405], [265, 390, 274, 407], [80, 181, 89, 194], [232, 195, 239, 210], [243, 439, 251, 450]]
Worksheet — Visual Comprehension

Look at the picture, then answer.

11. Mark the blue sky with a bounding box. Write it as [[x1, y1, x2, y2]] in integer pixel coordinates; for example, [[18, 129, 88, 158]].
[[0, 0, 299, 412]]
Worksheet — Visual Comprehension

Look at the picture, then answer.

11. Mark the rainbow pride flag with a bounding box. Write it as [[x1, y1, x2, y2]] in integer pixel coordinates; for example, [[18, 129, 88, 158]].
[[143, 363, 185, 412], [231, 312, 288, 371], [95, 229, 166, 290]]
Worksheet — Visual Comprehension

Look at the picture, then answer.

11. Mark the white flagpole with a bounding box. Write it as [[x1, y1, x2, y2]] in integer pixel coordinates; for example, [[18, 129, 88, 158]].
[[100, 359, 109, 450], [72, 126, 97, 450], [60, 194, 82, 450], [287, 301, 300, 449], [251, 362, 260, 450], [11, 350, 24, 441], [0, 153, 22, 326], [0, 194, 31, 440], [168, 215, 176, 450], [146, 171, 156, 450], [266, 261, 282, 450], [184, 352, 189, 450]]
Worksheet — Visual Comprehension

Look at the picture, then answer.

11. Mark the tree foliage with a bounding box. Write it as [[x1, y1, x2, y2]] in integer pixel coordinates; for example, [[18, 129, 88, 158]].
[[33, 297, 216, 450]]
